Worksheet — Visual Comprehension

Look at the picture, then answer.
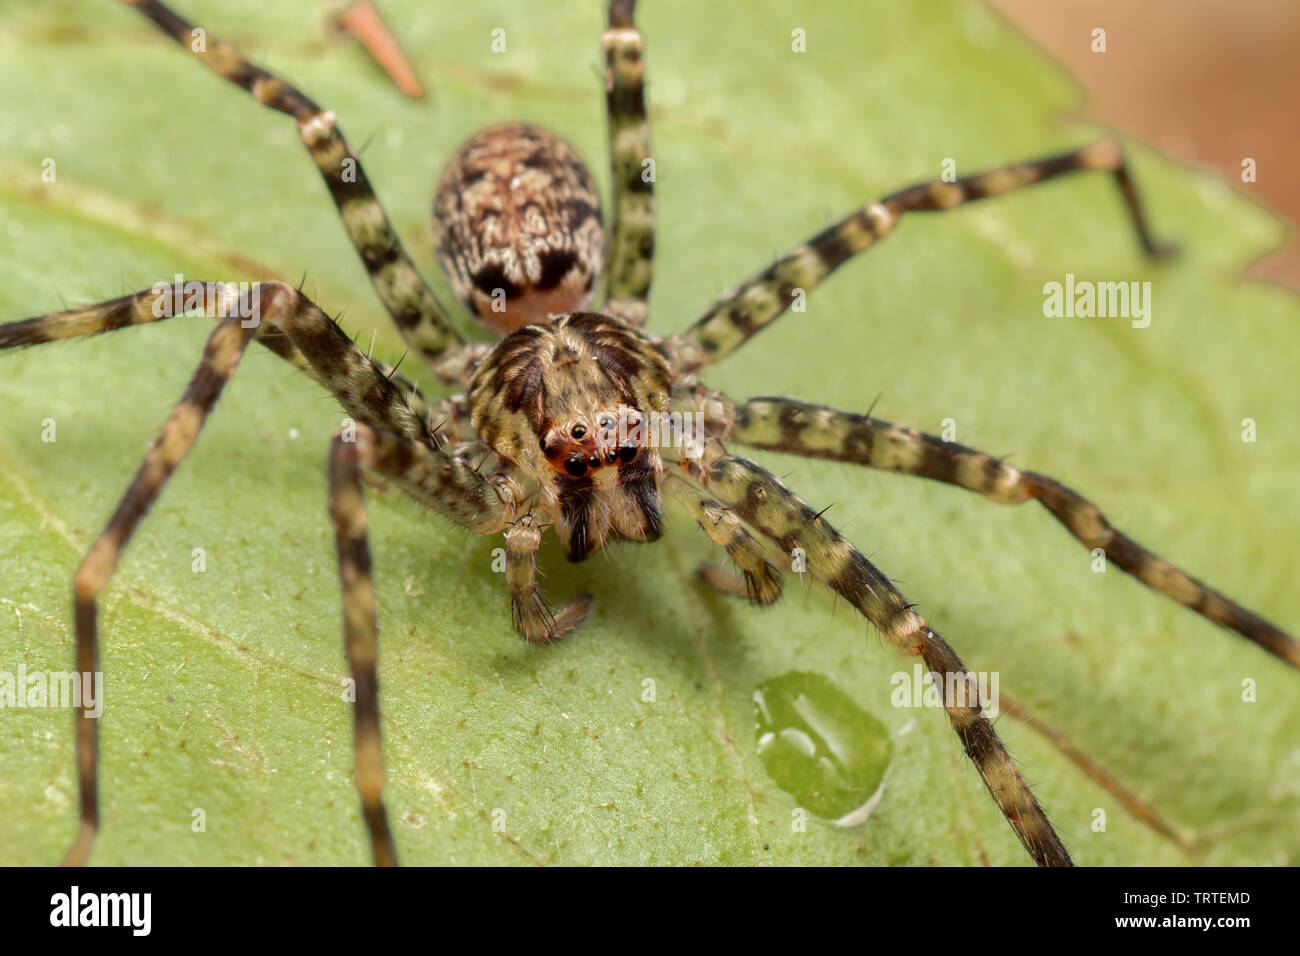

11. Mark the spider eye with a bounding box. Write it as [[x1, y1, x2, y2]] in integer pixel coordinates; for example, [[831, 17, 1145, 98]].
[[618, 445, 638, 463], [564, 456, 588, 477], [570, 423, 587, 440]]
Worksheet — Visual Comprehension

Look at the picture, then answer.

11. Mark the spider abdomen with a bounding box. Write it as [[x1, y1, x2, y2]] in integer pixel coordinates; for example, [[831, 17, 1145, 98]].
[[433, 123, 604, 337]]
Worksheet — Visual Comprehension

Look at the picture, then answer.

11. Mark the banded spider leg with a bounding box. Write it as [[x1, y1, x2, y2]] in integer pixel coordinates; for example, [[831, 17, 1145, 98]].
[[2, 282, 529, 866]]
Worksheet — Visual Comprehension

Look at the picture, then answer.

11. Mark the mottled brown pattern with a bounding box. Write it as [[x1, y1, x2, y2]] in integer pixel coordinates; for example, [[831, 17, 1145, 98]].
[[682, 437, 1071, 866], [664, 473, 783, 604], [4, 0, 1290, 870], [917, 634, 1072, 867], [3, 281, 507, 867], [603, 1, 655, 326], [127, 0, 464, 365], [668, 139, 1175, 373], [327, 437, 398, 867], [468, 312, 670, 561], [505, 514, 594, 641], [435, 124, 604, 336], [727, 396, 1299, 670], [65, 315, 257, 866]]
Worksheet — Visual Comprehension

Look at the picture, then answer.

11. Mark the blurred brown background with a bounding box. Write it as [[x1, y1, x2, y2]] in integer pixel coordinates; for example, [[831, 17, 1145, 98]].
[[985, 0, 1300, 288]]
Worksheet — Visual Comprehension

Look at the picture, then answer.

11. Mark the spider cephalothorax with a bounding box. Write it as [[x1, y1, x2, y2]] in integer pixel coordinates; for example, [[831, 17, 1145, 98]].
[[6, 0, 1295, 871], [468, 311, 671, 561]]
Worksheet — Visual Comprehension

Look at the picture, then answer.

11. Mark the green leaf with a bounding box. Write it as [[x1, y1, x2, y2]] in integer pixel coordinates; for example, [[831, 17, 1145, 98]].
[[0, 0, 1297, 866]]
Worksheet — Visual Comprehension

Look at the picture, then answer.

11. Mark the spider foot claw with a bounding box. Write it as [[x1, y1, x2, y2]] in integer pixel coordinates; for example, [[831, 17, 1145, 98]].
[[515, 592, 594, 644], [695, 563, 783, 606]]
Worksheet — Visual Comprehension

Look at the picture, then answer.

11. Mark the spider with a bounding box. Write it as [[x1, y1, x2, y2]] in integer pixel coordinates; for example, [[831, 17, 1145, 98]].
[[2, 0, 1295, 867]]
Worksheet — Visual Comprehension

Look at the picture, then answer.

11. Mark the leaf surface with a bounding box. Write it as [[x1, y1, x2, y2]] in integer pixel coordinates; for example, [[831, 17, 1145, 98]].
[[0, 0, 1297, 865]]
